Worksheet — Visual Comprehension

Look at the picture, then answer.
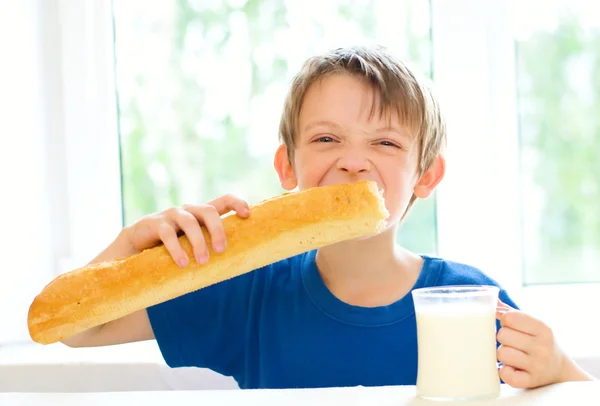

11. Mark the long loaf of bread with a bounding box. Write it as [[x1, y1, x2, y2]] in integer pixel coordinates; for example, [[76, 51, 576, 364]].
[[28, 180, 388, 345]]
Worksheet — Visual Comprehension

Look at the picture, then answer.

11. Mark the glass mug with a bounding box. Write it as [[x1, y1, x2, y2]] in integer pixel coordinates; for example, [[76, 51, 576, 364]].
[[412, 285, 501, 401]]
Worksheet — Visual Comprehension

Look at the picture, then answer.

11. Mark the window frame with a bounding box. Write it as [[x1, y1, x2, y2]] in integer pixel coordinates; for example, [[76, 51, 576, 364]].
[[431, 0, 600, 359], [56, 0, 124, 272]]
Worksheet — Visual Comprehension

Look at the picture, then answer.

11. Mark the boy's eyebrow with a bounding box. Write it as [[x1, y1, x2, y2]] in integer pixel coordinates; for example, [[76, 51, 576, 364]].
[[302, 121, 414, 139], [376, 126, 414, 139], [302, 120, 343, 133]]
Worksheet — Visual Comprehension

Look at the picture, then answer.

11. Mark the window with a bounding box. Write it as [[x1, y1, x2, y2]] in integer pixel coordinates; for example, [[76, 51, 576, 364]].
[[4, 0, 600, 365], [112, 0, 438, 255], [515, 0, 600, 285]]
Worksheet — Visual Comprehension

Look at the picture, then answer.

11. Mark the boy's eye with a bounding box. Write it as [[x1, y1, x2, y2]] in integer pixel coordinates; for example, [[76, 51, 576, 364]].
[[316, 136, 335, 143], [379, 140, 400, 148]]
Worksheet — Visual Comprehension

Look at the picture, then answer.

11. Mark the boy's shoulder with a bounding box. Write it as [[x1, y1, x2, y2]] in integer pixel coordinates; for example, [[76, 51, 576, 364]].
[[421, 255, 505, 288], [420, 255, 518, 308]]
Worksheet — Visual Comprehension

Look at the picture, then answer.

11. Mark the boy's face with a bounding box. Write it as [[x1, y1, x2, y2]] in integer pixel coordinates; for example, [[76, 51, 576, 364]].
[[275, 74, 444, 227]]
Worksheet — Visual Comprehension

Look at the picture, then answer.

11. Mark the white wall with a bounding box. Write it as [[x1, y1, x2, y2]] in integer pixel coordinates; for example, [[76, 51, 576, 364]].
[[0, 0, 59, 343], [0, 0, 123, 344]]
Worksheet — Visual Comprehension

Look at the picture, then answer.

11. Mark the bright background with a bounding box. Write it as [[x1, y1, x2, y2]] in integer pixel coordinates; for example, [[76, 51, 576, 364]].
[[0, 0, 599, 374]]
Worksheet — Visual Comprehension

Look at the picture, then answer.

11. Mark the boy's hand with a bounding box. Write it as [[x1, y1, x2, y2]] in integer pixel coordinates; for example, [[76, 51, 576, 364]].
[[124, 194, 250, 267], [496, 300, 594, 388]]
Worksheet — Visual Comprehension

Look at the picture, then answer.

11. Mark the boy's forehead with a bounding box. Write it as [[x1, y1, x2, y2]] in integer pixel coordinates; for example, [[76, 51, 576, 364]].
[[298, 80, 411, 131], [300, 75, 379, 113]]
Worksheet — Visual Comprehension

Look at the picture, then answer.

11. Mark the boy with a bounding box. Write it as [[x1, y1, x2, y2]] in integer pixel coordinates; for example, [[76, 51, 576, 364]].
[[62, 46, 594, 389]]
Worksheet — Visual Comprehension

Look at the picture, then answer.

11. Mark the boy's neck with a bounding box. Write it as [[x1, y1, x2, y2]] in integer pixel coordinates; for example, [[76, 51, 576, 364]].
[[315, 227, 423, 307]]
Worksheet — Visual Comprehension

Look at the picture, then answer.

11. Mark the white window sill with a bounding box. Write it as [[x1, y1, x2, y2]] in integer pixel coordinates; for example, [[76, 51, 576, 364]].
[[0, 342, 240, 392], [0, 341, 165, 366]]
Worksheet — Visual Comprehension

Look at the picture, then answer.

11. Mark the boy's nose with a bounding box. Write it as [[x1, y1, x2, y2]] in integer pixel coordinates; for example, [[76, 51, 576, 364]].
[[336, 153, 371, 174]]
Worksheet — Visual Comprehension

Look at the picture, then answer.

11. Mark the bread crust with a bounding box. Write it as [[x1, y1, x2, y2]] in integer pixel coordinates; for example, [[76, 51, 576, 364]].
[[27, 181, 388, 344]]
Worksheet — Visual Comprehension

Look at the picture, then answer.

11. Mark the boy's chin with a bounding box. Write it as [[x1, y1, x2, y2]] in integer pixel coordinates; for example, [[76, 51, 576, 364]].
[[345, 222, 395, 243], [350, 234, 378, 242]]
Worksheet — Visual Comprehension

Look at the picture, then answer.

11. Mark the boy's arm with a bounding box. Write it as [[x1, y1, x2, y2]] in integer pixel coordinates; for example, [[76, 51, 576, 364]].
[[60, 310, 153, 347], [560, 357, 597, 382], [60, 229, 155, 347], [58, 194, 250, 348]]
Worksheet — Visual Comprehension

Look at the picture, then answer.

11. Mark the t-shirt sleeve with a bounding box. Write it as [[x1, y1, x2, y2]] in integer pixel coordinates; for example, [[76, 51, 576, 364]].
[[146, 270, 257, 377], [499, 288, 519, 310]]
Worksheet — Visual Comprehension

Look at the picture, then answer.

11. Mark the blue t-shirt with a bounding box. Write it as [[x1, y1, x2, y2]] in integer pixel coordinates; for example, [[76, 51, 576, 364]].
[[146, 250, 518, 389]]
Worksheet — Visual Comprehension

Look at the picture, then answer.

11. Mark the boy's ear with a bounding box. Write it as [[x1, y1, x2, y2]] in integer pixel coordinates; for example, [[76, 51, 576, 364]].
[[274, 144, 298, 191], [414, 154, 445, 199]]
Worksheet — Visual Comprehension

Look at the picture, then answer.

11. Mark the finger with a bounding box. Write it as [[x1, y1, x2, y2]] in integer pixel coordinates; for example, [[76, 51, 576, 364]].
[[496, 299, 514, 320], [205, 194, 250, 218], [499, 365, 533, 389], [498, 310, 546, 337], [496, 308, 510, 319], [496, 299, 513, 315], [497, 344, 530, 371], [157, 222, 189, 267], [172, 209, 210, 264], [497, 298, 515, 310], [185, 205, 227, 253], [497, 327, 534, 354]]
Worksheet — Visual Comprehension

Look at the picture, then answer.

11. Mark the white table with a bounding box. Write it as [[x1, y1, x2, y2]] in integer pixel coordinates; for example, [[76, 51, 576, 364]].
[[1, 382, 599, 405]]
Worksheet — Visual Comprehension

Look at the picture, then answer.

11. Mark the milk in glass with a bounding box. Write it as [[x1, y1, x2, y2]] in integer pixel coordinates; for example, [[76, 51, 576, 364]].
[[412, 286, 500, 401]]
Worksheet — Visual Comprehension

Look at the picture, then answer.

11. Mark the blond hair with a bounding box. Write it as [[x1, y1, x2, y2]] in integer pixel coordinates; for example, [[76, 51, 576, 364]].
[[278, 45, 446, 212]]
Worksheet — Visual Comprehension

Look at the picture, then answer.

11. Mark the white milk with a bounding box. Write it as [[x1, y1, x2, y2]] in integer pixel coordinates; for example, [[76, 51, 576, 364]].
[[415, 304, 500, 400]]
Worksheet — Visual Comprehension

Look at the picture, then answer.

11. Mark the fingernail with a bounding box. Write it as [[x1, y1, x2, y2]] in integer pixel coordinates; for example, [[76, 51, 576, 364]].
[[198, 254, 209, 264], [178, 256, 189, 267], [214, 242, 226, 253]]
